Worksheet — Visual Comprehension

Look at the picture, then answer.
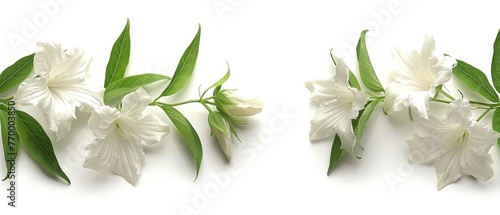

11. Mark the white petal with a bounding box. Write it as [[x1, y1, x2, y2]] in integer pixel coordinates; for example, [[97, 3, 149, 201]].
[[420, 35, 436, 61], [384, 80, 431, 118], [408, 113, 459, 163], [309, 103, 352, 141], [461, 150, 494, 183], [121, 88, 151, 117], [34, 42, 63, 77], [88, 106, 120, 139], [15, 77, 51, 109], [118, 114, 170, 146], [443, 99, 472, 127], [468, 123, 499, 155], [83, 131, 145, 185], [305, 59, 351, 104], [332, 60, 350, 88], [224, 92, 263, 117], [336, 120, 360, 157], [15, 78, 78, 140], [351, 89, 370, 118], [214, 129, 232, 161], [305, 78, 337, 104], [407, 134, 434, 163], [435, 149, 463, 190], [36, 42, 89, 82]]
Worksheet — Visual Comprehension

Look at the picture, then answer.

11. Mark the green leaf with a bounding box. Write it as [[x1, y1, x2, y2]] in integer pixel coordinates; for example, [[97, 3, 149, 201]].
[[104, 19, 131, 87], [356, 30, 384, 92], [453, 59, 499, 102], [327, 135, 344, 175], [204, 64, 230, 97], [15, 110, 70, 184], [104, 73, 170, 104], [208, 111, 229, 134], [160, 25, 201, 97], [228, 121, 241, 143], [493, 108, 500, 148], [0, 106, 19, 181], [0, 53, 34, 94], [215, 97, 246, 125], [491, 29, 500, 93], [348, 71, 361, 91], [354, 99, 382, 148], [161, 105, 202, 178]]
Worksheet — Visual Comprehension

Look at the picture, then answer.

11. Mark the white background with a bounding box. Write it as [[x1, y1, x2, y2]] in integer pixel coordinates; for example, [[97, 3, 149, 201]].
[[1, 0, 500, 214]]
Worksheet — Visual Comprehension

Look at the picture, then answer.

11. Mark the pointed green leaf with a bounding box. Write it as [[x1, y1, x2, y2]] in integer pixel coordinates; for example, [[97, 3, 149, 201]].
[[493, 108, 500, 148], [15, 110, 70, 184], [348, 71, 361, 91], [354, 99, 382, 148], [208, 111, 229, 134], [356, 30, 384, 92], [453, 59, 499, 102], [204, 64, 230, 97], [327, 135, 344, 175], [491, 29, 500, 93], [104, 19, 131, 87], [160, 25, 201, 97], [215, 98, 246, 125], [104, 73, 170, 104], [0, 106, 18, 181], [0, 53, 34, 93], [228, 121, 241, 143], [161, 105, 202, 178]]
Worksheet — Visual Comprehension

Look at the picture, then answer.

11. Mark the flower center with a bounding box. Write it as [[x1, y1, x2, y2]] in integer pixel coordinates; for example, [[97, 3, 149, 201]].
[[114, 121, 131, 139], [453, 128, 469, 147], [335, 88, 354, 105]]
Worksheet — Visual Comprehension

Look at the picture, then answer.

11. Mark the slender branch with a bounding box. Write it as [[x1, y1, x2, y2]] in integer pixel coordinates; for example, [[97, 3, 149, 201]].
[[431, 98, 451, 104], [437, 88, 455, 101], [162, 99, 201, 107], [477, 108, 493, 122], [469, 100, 499, 108], [201, 102, 212, 112]]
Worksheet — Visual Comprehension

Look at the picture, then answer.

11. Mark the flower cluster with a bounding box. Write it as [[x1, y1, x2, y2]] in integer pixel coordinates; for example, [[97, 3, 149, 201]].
[[0, 20, 262, 185], [308, 30, 500, 190]]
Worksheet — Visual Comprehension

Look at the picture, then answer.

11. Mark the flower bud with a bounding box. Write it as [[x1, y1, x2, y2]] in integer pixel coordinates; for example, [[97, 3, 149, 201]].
[[208, 111, 232, 160], [222, 91, 263, 117]]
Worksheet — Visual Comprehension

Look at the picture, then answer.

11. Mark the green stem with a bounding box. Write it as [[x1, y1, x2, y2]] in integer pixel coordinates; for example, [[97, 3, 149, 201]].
[[161, 99, 201, 107], [206, 101, 216, 106], [431, 98, 451, 104], [477, 108, 493, 122], [437, 89, 455, 101], [469, 100, 499, 108], [201, 103, 212, 112], [151, 96, 216, 109]]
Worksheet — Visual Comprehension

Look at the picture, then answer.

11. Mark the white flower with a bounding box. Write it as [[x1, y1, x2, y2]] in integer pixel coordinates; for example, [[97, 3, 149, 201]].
[[15, 42, 103, 140], [83, 88, 170, 185], [306, 59, 369, 157], [222, 91, 263, 117], [407, 99, 499, 190], [211, 117, 232, 161], [384, 35, 456, 118]]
